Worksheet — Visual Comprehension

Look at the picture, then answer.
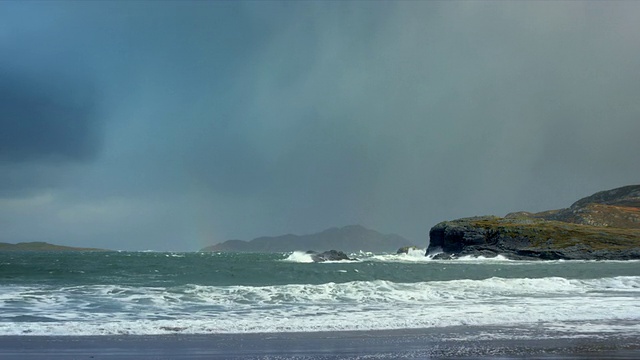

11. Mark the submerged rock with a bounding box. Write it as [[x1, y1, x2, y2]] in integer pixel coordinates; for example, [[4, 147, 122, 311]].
[[305, 250, 352, 262], [396, 246, 421, 254]]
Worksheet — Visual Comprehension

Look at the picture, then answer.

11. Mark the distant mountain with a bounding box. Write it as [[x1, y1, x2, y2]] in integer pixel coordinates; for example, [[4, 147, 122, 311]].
[[0, 242, 108, 252], [200, 225, 414, 253]]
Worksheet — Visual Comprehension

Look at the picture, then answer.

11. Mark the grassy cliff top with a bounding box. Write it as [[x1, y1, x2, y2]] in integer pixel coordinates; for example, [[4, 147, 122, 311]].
[[468, 216, 640, 251], [507, 185, 640, 229]]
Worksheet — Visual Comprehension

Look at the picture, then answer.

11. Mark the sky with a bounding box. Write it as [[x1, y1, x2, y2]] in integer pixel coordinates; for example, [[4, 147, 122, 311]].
[[1, 1, 639, 251]]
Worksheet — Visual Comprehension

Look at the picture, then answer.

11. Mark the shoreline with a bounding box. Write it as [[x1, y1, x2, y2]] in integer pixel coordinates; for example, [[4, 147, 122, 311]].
[[2, 327, 640, 359]]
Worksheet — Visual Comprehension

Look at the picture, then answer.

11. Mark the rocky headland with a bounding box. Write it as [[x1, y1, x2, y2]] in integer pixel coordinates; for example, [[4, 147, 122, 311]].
[[427, 185, 640, 260]]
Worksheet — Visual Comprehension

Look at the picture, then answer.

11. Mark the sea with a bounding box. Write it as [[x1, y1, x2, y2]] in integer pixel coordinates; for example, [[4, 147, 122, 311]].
[[1, 249, 640, 339]]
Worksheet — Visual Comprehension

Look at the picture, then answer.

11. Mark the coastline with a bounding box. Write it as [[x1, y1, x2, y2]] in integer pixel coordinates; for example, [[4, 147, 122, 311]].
[[2, 327, 640, 359]]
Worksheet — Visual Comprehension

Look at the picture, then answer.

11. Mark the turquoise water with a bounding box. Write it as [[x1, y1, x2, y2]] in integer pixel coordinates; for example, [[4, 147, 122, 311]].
[[1, 251, 639, 336], [3, 251, 640, 286]]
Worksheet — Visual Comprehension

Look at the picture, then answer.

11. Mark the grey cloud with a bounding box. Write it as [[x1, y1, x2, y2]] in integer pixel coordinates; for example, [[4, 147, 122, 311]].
[[1, 1, 640, 250], [203, 1, 640, 237]]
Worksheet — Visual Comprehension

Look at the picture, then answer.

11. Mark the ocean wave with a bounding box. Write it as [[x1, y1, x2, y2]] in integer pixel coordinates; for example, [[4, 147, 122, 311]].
[[364, 250, 515, 264], [1, 276, 639, 336], [367, 248, 429, 262], [282, 251, 315, 263], [283, 249, 516, 264], [282, 251, 360, 263]]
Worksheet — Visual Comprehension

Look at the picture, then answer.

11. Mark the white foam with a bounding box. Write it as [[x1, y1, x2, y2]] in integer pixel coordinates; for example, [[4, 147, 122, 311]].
[[454, 254, 512, 261], [368, 248, 430, 263], [282, 251, 315, 263], [321, 259, 360, 264], [285, 250, 616, 264], [282, 251, 358, 263], [2, 276, 639, 336], [367, 250, 515, 263]]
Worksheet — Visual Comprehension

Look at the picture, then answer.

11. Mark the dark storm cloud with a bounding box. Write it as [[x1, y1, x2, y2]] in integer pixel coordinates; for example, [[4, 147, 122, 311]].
[[1, 1, 640, 250], [0, 70, 99, 163], [0, 1, 103, 198]]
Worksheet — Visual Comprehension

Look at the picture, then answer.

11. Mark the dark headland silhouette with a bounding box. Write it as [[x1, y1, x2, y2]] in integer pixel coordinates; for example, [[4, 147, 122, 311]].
[[200, 225, 414, 253], [0, 242, 107, 252]]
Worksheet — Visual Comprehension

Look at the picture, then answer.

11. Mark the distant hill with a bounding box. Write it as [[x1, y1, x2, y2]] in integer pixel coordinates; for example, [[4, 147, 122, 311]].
[[428, 184, 640, 260], [0, 242, 108, 252], [200, 225, 414, 253]]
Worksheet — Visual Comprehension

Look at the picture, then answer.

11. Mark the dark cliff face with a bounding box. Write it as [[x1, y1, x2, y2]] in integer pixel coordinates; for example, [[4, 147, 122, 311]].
[[428, 216, 497, 254], [427, 185, 640, 260]]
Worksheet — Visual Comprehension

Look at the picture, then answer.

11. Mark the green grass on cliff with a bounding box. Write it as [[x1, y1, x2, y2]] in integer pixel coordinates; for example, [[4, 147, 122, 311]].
[[469, 217, 640, 251]]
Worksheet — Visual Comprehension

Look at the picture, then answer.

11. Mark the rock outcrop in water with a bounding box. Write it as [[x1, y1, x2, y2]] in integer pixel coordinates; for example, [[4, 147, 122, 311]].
[[427, 185, 640, 260], [305, 250, 353, 262], [200, 225, 413, 253], [396, 246, 421, 254]]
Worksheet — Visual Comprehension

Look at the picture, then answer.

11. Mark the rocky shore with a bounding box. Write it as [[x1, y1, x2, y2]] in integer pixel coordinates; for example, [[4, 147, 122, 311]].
[[427, 185, 640, 260]]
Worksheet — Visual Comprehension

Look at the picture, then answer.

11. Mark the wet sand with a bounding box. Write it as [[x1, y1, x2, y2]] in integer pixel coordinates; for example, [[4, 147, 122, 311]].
[[1, 327, 639, 359]]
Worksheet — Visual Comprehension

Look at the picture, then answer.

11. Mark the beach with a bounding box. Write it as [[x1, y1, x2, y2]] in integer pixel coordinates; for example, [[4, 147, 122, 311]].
[[2, 327, 640, 359]]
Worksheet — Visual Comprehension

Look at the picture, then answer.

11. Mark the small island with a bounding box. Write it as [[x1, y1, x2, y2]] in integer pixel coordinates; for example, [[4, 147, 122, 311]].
[[427, 185, 640, 260], [0, 242, 107, 252]]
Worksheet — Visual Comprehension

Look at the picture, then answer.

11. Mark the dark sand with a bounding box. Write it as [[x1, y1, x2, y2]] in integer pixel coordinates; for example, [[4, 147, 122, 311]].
[[1, 327, 639, 359]]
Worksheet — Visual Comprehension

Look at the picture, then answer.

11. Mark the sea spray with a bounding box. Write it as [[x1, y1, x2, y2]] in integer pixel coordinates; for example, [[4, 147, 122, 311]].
[[283, 251, 315, 263]]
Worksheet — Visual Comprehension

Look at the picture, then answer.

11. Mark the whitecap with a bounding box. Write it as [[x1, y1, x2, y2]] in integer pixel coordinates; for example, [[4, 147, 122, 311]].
[[3, 277, 640, 337], [282, 251, 314, 263]]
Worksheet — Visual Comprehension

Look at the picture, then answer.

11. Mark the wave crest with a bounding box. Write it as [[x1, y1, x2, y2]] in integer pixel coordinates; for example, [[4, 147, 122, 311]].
[[282, 251, 315, 263]]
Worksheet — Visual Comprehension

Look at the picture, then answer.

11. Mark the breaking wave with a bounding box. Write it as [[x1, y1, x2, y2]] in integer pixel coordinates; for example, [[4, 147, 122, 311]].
[[1, 276, 639, 336]]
